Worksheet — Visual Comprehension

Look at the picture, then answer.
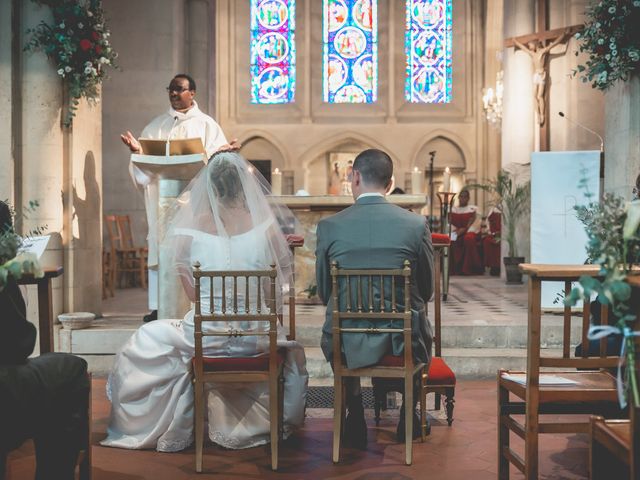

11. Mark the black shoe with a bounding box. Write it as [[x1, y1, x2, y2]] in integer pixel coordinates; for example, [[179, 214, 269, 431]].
[[396, 405, 422, 442], [143, 310, 158, 323], [343, 396, 367, 449]]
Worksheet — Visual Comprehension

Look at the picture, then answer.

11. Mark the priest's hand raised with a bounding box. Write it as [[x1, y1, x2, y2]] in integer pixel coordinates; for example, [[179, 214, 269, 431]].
[[120, 130, 142, 154]]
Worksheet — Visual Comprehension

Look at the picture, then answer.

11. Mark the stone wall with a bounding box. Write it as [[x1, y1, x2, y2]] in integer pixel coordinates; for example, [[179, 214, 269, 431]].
[[102, 0, 495, 244], [1, 1, 103, 328]]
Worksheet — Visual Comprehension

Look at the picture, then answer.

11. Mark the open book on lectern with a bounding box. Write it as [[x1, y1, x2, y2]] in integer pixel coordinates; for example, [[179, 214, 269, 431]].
[[139, 137, 205, 157]]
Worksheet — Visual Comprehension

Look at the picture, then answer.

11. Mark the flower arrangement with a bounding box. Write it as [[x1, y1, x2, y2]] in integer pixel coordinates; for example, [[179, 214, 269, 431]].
[[25, 0, 118, 126], [565, 179, 640, 408], [0, 201, 44, 292], [574, 0, 640, 90]]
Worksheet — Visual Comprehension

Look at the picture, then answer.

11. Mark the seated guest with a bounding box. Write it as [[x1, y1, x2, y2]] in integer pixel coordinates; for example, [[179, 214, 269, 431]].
[[482, 206, 501, 276], [316, 149, 434, 447], [450, 189, 483, 275], [0, 201, 90, 480]]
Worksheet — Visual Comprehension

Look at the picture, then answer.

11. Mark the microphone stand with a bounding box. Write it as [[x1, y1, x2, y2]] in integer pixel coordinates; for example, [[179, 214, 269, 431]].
[[558, 111, 605, 199], [428, 151, 435, 230]]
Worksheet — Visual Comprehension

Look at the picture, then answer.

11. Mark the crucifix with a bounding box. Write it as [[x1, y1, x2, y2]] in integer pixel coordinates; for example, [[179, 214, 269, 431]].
[[504, 0, 582, 151]]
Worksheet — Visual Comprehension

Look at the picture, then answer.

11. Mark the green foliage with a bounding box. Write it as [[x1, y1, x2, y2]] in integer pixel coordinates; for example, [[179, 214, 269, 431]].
[[565, 186, 640, 407], [0, 201, 44, 292], [25, 0, 118, 126], [302, 283, 317, 299], [468, 169, 531, 257], [573, 0, 640, 90]]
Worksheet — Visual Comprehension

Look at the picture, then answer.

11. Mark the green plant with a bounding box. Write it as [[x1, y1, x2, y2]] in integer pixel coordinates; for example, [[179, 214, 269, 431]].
[[0, 201, 44, 292], [565, 186, 640, 407], [573, 0, 640, 90], [25, 0, 118, 126], [302, 283, 317, 299], [469, 169, 531, 258]]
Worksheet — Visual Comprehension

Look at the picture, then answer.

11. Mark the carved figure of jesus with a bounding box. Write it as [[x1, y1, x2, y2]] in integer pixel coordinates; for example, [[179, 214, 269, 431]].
[[513, 30, 569, 126]]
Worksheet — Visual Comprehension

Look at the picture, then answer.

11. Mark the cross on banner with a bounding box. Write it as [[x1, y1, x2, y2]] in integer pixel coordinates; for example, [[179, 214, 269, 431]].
[[504, 0, 582, 151]]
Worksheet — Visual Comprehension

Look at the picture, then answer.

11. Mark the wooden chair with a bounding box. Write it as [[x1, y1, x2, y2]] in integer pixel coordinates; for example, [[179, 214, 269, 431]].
[[590, 403, 640, 480], [421, 233, 456, 430], [286, 234, 304, 341], [104, 214, 147, 289], [102, 250, 115, 299], [589, 277, 640, 480], [373, 233, 457, 433], [498, 264, 625, 479], [330, 260, 427, 466], [191, 263, 284, 472]]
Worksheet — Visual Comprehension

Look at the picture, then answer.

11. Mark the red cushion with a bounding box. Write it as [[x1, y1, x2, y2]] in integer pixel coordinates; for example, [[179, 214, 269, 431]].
[[192, 351, 285, 372], [286, 234, 304, 248], [431, 233, 451, 246], [427, 357, 456, 385], [374, 355, 455, 385], [378, 354, 405, 367]]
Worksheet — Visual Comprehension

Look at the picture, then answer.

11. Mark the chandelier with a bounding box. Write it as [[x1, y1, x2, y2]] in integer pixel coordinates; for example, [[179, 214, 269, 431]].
[[482, 70, 503, 130]]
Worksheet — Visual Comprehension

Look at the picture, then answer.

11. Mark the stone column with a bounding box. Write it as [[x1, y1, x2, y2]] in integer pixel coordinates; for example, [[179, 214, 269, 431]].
[[17, 1, 103, 332], [604, 75, 640, 200], [501, 0, 535, 166], [0, 1, 14, 202]]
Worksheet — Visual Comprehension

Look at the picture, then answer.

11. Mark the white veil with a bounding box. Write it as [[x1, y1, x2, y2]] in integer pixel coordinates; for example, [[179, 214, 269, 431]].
[[163, 152, 296, 315]]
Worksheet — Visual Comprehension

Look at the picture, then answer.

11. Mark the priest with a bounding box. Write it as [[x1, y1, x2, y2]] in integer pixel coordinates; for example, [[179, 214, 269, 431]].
[[120, 73, 239, 322]]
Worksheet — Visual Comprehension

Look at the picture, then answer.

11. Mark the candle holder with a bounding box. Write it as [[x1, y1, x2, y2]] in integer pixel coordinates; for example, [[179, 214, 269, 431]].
[[436, 191, 457, 235]]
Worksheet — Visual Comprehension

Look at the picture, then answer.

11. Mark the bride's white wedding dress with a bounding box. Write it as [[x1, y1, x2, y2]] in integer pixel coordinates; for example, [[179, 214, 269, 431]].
[[101, 225, 308, 452]]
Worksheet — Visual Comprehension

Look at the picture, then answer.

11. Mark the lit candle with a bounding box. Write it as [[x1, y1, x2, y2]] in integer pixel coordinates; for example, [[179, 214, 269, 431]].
[[442, 167, 451, 192], [411, 166, 423, 194], [271, 167, 282, 196]]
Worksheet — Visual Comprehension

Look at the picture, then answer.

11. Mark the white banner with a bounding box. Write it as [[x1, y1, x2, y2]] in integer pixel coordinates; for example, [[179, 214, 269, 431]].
[[530, 151, 600, 308]]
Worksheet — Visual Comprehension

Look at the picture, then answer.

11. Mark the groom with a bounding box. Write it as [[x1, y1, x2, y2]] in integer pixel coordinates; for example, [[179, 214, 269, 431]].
[[315, 148, 434, 448]]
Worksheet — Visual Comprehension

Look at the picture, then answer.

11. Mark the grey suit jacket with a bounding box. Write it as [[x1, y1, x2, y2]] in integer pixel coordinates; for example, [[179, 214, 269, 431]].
[[316, 195, 434, 369]]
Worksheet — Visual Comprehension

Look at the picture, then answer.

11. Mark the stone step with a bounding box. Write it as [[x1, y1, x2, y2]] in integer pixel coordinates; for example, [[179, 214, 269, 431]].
[[294, 323, 584, 350], [303, 346, 536, 381]]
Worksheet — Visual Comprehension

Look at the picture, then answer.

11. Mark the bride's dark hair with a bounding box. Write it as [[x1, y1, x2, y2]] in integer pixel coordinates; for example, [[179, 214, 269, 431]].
[[208, 155, 247, 207]]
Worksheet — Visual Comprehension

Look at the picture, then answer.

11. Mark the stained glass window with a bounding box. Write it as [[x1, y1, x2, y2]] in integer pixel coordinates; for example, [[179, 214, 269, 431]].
[[405, 0, 452, 103], [323, 0, 377, 103], [250, 0, 296, 104]]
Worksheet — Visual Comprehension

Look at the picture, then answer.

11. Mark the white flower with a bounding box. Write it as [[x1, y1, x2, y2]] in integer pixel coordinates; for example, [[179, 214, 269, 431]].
[[634, 1, 640, 7], [59, 22, 65, 29], [605, 54, 611, 60], [597, 38, 604, 45], [64, 66, 71, 72], [91, 68, 97, 76], [608, 6, 616, 13], [84, 66, 92, 74], [85, 61, 92, 67], [87, 11, 93, 17], [57, 68, 64, 76], [78, 22, 84, 29]]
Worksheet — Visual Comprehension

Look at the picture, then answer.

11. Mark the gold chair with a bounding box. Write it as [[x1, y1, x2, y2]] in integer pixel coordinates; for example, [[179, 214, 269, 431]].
[[330, 260, 427, 466], [191, 263, 284, 472], [498, 264, 627, 479]]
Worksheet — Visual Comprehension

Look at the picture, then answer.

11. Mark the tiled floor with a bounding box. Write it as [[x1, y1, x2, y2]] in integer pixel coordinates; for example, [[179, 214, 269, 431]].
[[5, 378, 590, 480]]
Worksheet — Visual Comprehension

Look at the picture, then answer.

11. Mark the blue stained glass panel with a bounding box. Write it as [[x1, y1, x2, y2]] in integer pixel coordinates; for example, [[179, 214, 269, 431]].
[[250, 0, 296, 104], [323, 0, 377, 103], [405, 0, 452, 103]]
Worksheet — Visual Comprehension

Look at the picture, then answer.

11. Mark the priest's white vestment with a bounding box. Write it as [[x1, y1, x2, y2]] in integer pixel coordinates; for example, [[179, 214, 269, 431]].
[[131, 101, 228, 310]]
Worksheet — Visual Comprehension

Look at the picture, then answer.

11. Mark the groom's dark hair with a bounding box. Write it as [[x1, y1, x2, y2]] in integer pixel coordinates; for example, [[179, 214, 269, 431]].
[[353, 149, 393, 188]]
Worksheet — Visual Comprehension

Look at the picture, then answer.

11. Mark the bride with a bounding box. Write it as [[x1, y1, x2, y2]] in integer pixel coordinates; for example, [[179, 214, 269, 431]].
[[101, 152, 308, 452]]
